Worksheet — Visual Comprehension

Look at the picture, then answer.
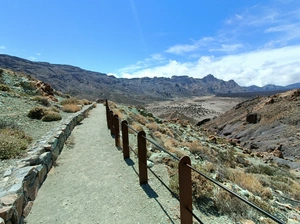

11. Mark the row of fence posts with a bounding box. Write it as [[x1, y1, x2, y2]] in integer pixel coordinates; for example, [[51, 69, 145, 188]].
[[105, 100, 193, 224]]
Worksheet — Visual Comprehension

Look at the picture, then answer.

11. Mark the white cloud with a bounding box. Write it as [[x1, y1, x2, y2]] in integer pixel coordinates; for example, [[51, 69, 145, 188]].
[[165, 43, 199, 55], [119, 53, 166, 73], [116, 1, 300, 87], [28, 56, 37, 61], [119, 45, 300, 87], [0, 46, 5, 50], [209, 44, 243, 53], [165, 37, 213, 55]]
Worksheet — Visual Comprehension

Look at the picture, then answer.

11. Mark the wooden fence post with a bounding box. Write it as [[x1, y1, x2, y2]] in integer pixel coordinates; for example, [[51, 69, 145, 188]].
[[113, 115, 120, 147], [179, 156, 192, 224], [122, 120, 129, 159], [110, 110, 114, 136], [105, 99, 110, 129], [138, 131, 148, 185]]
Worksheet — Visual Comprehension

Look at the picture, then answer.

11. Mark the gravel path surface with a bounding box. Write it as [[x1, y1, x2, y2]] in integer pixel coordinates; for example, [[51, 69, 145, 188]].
[[25, 104, 180, 224]]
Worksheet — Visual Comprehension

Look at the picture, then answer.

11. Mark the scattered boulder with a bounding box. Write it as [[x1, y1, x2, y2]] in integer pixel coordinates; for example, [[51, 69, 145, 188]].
[[246, 112, 261, 124], [196, 118, 211, 126]]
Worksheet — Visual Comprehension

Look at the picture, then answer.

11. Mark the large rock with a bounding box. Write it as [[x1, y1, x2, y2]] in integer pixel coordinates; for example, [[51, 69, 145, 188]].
[[246, 112, 261, 124]]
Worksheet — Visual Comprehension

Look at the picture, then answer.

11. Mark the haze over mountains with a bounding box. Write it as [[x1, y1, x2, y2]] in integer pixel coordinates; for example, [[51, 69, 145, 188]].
[[0, 54, 299, 104]]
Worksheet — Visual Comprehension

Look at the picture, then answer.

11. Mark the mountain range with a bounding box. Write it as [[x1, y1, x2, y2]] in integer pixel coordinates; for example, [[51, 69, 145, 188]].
[[0, 54, 299, 105]]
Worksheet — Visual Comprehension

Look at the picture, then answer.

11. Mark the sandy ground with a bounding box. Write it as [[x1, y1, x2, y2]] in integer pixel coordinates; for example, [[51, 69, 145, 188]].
[[145, 95, 245, 122], [25, 104, 180, 224]]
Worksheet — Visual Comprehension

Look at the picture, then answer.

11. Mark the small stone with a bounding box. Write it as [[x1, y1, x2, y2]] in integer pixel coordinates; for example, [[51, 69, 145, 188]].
[[3, 169, 12, 177], [0, 194, 18, 206], [147, 161, 154, 168], [23, 201, 34, 217]]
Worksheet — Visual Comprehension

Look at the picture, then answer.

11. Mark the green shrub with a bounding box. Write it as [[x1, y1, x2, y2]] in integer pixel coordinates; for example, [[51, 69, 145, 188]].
[[0, 84, 10, 91], [27, 107, 47, 119], [0, 128, 32, 159], [33, 96, 50, 106], [42, 111, 62, 122]]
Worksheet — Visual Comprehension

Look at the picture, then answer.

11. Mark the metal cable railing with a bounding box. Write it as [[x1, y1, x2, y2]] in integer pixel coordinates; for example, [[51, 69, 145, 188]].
[[105, 99, 285, 224]]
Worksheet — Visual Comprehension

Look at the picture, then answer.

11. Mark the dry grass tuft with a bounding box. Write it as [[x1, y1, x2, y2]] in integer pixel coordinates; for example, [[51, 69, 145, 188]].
[[146, 122, 159, 132], [60, 97, 81, 105], [113, 108, 125, 120], [232, 170, 264, 196], [62, 104, 81, 113], [0, 128, 32, 159], [188, 141, 205, 154], [41, 111, 62, 122], [33, 96, 50, 106], [131, 113, 148, 125], [129, 122, 144, 134]]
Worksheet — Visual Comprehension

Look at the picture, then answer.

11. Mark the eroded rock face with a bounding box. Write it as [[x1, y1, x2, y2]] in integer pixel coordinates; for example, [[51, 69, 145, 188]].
[[246, 113, 261, 124], [203, 89, 300, 160]]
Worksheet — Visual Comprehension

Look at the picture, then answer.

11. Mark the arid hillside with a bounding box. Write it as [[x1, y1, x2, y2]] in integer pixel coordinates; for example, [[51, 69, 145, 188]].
[[203, 89, 300, 163]]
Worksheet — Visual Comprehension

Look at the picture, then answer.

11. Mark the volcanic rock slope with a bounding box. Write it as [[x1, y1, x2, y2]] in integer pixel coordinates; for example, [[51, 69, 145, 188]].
[[203, 89, 300, 160], [0, 54, 247, 104]]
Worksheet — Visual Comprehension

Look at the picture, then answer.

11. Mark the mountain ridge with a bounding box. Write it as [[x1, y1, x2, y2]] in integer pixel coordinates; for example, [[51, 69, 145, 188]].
[[0, 54, 298, 104]]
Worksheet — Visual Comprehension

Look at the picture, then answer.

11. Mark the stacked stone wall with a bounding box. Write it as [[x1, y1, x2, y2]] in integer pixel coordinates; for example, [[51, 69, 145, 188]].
[[0, 103, 95, 224]]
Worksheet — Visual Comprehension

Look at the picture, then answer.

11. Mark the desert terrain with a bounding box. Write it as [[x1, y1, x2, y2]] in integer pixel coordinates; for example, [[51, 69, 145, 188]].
[[145, 95, 246, 124]]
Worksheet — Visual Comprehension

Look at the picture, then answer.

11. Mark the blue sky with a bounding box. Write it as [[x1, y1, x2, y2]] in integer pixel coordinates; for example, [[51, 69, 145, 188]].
[[0, 0, 300, 87]]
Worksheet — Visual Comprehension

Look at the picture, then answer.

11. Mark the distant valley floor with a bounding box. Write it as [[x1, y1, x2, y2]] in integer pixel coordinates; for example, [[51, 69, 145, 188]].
[[145, 95, 245, 124]]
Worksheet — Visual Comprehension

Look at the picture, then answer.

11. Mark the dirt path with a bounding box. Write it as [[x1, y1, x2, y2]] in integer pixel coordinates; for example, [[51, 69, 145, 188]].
[[25, 104, 180, 224]]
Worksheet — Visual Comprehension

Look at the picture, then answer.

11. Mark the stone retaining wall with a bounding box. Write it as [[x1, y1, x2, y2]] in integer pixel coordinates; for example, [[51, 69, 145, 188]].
[[0, 103, 96, 224]]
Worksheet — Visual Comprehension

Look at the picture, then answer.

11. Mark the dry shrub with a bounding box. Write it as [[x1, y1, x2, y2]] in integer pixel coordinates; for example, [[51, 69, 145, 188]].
[[113, 108, 125, 120], [80, 99, 92, 105], [62, 104, 81, 113], [146, 122, 159, 132], [50, 106, 60, 113], [214, 190, 248, 217], [0, 84, 10, 91], [147, 117, 155, 122], [33, 96, 50, 106], [169, 147, 188, 158], [249, 196, 274, 214], [153, 131, 162, 138], [129, 122, 144, 134], [60, 97, 81, 105], [41, 111, 62, 122], [165, 128, 174, 138], [232, 170, 264, 196], [188, 141, 205, 154], [290, 180, 300, 200], [261, 187, 273, 200], [191, 169, 215, 199], [28, 107, 47, 119], [108, 101, 117, 109], [131, 113, 147, 125], [0, 128, 32, 159], [163, 138, 178, 151]]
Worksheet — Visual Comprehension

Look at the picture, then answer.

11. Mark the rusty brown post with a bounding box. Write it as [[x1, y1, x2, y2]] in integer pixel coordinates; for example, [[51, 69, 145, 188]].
[[110, 110, 114, 136], [122, 120, 129, 159], [179, 156, 192, 224], [105, 99, 110, 129], [113, 114, 120, 147], [138, 131, 148, 185]]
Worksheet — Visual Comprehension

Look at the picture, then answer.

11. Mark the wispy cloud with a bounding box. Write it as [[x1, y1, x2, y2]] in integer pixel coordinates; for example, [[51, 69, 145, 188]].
[[119, 53, 166, 74], [0, 46, 6, 50], [117, 0, 300, 87], [119, 45, 300, 86], [209, 44, 244, 53], [165, 37, 213, 55]]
